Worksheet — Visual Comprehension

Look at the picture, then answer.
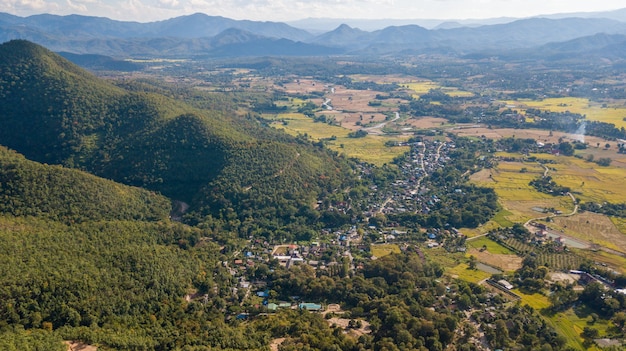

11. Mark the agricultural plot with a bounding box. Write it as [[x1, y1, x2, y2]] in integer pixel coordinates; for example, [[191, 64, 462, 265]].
[[404, 116, 451, 130], [475, 160, 570, 222], [370, 244, 401, 258], [467, 236, 514, 255], [546, 157, 626, 203], [576, 249, 626, 275], [504, 97, 626, 129], [449, 127, 614, 153], [551, 212, 626, 253], [468, 248, 523, 272], [446, 263, 491, 283], [544, 307, 612, 351], [535, 253, 585, 271], [268, 113, 409, 165]]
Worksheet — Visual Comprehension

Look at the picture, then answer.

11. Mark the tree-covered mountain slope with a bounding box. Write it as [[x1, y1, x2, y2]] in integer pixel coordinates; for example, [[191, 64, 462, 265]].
[[0, 146, 170, 223], [0, 40, 354, 227]]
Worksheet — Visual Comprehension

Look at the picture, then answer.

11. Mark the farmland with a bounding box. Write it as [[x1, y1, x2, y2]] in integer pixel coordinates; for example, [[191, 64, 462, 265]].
[[504, 97, 626, 129], [370, 244, 401, 258]]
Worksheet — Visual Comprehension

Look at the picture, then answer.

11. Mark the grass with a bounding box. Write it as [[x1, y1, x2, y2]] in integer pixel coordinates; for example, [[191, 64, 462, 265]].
[[612, 217, 626, 235], [446, 263, 491, 283], [370, 244, 401, 258], [514, 289, 551, 310], [467, 236, 514, 255]]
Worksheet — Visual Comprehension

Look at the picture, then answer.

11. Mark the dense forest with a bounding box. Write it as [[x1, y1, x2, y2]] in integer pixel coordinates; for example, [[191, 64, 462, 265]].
[[0, 40, 357, 234]]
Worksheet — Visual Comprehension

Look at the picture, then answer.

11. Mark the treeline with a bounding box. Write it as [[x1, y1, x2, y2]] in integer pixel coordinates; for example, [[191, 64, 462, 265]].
[[580, 202, 626, 218]]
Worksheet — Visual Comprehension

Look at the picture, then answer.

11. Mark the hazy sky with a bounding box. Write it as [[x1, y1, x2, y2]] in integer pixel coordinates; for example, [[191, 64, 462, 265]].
[[2, 0, 625, 22]]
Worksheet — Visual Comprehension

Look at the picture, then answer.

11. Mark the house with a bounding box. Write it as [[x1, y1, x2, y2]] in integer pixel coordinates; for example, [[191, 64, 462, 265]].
[[498, 280, 513, 290], [299, 303, 323, 312]]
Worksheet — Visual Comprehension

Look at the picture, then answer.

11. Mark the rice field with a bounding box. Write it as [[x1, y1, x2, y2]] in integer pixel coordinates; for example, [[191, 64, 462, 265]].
[[504, 97, 626, 129], [402, 81, 474, 98], [268, 113, 409, 166]]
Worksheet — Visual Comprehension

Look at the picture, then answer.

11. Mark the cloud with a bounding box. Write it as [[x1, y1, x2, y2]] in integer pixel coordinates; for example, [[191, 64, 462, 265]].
[[66, 0, 88, 12], [158, 0, 181, 8], [7, 0, 49, 11]]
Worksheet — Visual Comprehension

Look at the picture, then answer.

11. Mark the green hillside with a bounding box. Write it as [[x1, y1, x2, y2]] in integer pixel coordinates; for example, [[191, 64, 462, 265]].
[[0, 146, 170, 223], [0, 40, 354, 229]]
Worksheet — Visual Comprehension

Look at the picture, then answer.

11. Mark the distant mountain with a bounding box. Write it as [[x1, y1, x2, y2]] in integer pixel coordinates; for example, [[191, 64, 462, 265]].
[[310, 24, 371, 49], [151, 13, 312, 41], [528, 33, 626, 61], [207, 28, 343, 56], [287, 17, 517, 31], [0, 12, 311, 41], [541, 7, 626, 22], [0, 40, 353, 226], [3, 12, 626, 58]]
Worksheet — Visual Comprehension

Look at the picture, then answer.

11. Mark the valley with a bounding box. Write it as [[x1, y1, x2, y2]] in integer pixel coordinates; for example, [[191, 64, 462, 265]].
[[2, 11, 626, 350]]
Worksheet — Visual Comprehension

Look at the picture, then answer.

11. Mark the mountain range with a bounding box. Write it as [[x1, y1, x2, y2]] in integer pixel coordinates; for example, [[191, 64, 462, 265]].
[[2, 10, 626, 60]]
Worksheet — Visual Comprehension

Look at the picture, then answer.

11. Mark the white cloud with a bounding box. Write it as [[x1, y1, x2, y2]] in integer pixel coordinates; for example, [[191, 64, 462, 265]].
[[158, 0, 180, 8], [0, 0, 625, 22]]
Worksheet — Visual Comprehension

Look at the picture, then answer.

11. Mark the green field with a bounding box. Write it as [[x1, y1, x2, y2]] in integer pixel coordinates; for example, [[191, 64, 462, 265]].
[[446, 263, 491, 283], [370, 244, 401, 258], [491, 208, 515, 227], [268, 113, 409, 165], [467, 236, 514, 255]]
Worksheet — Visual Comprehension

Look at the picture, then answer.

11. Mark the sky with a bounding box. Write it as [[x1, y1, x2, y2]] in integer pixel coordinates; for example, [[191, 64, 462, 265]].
[[1, 0, 625, 23]]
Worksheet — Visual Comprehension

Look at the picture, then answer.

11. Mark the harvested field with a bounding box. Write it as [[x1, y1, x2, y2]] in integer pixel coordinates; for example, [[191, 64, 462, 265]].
[[281, 78, 327, 95], [321, 110, 389, 131], [503, 97, 626, 129], [551, 212, 626, 253], [449, 126, 611, 147], [405, 116, 449, 129], [468, 248, 523, 272]]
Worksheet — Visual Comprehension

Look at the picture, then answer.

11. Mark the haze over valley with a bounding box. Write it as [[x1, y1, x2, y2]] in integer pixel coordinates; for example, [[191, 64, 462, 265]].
[[3, 5, 626, 351]]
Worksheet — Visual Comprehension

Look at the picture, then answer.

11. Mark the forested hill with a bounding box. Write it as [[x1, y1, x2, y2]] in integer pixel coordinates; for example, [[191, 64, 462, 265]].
[[0, 40, 354, 229], [0, 146, 170, 223]]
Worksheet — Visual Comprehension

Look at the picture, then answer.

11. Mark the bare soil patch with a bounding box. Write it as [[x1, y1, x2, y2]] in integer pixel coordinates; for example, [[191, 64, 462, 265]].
[[270, 338, 286, 351], [318, 110, 388, 131], [327, 318, 372, 337], [65, 341, 97, 351], [406, 116, 449, 129], [469, 248, 523, 271], [549, 272, 580, 285], [281, 79, 327, 95], [469, 169, 495, 183]]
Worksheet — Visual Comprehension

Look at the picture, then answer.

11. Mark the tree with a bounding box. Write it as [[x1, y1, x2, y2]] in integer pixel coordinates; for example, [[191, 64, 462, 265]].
[[468, 255, 477, 270]]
